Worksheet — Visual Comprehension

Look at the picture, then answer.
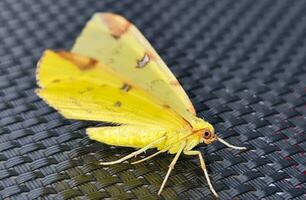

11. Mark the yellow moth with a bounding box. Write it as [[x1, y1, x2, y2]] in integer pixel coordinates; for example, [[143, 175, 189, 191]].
[[36, 13, 246, 197]]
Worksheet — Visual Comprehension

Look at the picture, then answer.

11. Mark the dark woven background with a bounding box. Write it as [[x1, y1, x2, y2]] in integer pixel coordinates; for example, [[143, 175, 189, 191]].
[[0, 0, 305, 199]]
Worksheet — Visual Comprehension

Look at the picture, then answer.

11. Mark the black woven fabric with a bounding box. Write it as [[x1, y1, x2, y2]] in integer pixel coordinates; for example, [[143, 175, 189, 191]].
[[0, 0, 305, 199]]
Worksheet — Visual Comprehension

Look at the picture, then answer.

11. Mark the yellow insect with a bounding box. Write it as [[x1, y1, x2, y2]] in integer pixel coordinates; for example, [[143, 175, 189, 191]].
[[36, 12, 246, 197]]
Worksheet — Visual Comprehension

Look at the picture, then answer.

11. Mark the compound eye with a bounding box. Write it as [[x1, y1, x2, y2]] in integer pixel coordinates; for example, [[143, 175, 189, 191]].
[[203, 131, 211, 139]]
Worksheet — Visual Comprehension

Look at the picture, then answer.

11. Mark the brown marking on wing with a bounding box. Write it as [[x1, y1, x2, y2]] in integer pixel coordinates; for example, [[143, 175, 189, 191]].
[[163, 104, 171, 109], [78, 58, 97, 70], [114, 101, 122, 107], [121, 83, 132, 92], [58, 51, 97, 71], [170, 80, 180, 86], [136, 53, 150, 68], [100, 13, 131, 39], [52, 79, 61, 83], [187, 106, 196, 115], [145, 51, 157, 61], [78, 87, 93, 95]]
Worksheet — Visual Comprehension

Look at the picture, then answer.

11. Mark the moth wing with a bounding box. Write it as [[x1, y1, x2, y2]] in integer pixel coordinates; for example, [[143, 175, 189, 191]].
[[72, 13, 196, 123], [37, 49, 122, 88], [36, 50, 187, 129]]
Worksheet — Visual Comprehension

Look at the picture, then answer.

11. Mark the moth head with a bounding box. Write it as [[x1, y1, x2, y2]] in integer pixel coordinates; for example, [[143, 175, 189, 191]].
[[192, 119, 246, 150], [201, 122, 217, 145]]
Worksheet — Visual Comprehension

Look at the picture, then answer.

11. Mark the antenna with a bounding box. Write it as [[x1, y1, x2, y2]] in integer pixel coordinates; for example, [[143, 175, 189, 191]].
[[217, 137, 247, 150]]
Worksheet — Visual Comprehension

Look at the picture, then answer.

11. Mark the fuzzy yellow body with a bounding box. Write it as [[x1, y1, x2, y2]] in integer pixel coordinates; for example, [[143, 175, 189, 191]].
[[88, 125, 204, 154]]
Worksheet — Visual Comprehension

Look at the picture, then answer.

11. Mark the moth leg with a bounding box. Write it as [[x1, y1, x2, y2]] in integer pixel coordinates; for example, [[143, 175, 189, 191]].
[[158, 142, 185, 195], [131, 148, 169, 164], [183, 150, 218, 198], [100, 136, 166, 165]]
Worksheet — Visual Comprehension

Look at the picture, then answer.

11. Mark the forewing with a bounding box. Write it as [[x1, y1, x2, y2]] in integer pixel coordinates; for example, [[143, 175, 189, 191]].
[[71, 13, 196, 123]]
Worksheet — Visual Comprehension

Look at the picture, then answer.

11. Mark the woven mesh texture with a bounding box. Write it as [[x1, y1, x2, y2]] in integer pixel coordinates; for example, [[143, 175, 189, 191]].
[[0, 0, 306, 199]]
